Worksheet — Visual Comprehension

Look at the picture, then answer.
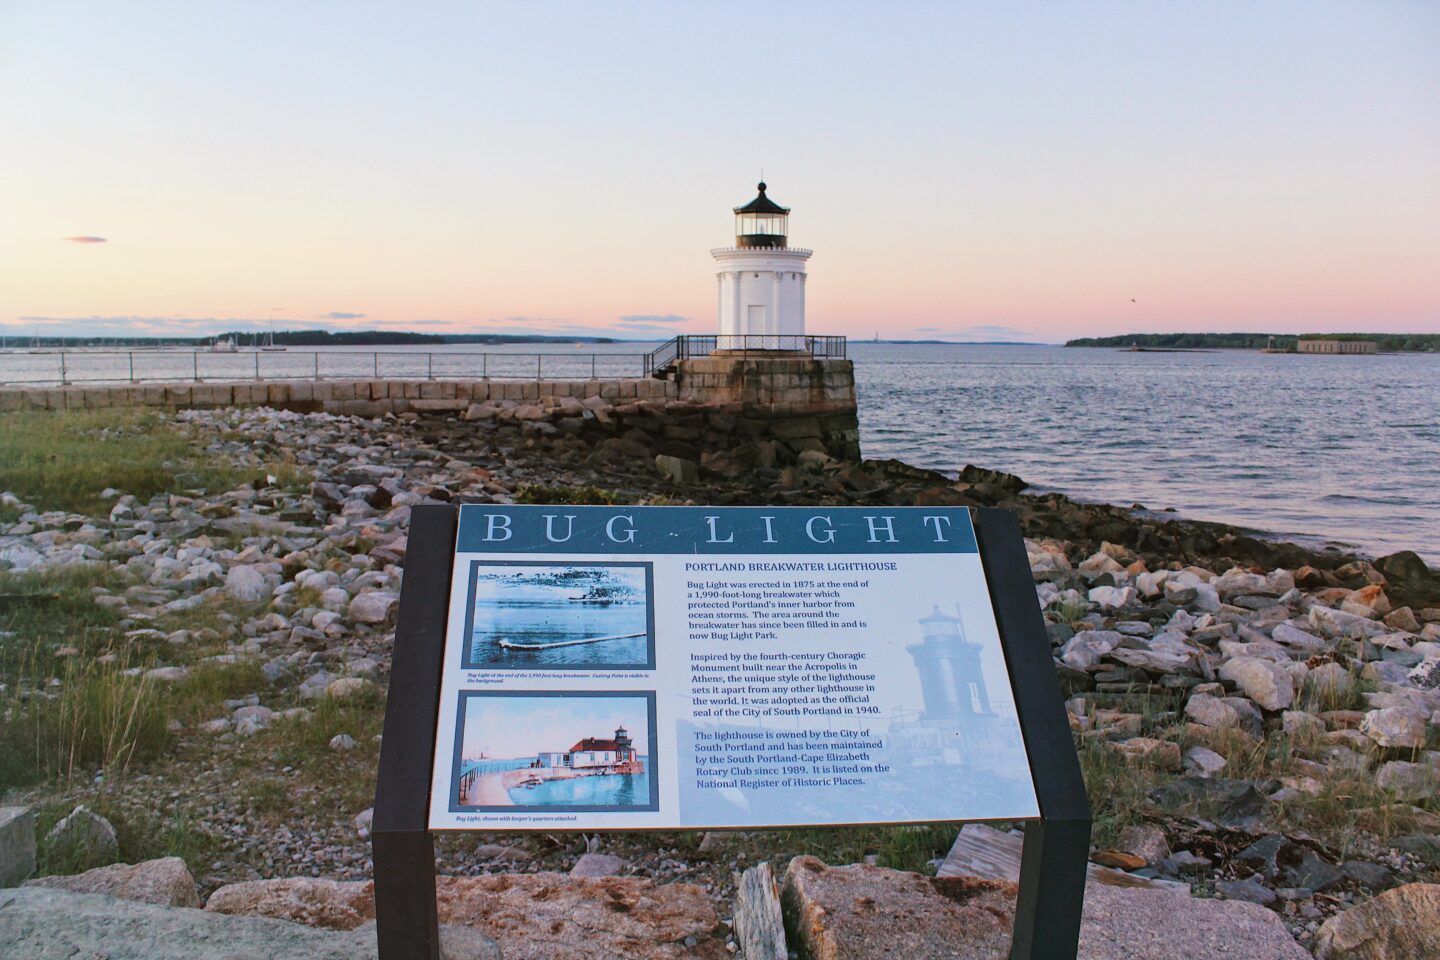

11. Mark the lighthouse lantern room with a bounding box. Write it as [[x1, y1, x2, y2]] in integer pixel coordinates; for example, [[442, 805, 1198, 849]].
[[712, 182, 813, 350]]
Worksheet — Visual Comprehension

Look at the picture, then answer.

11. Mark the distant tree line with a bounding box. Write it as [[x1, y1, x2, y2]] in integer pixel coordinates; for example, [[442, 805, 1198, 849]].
[[6, 330, 621, 347], [1066, 332, 1440, 352], [219, 330, 620, 346]]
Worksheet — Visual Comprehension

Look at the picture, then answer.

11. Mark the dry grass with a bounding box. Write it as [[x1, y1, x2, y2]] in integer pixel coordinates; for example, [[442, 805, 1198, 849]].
[[0, 408, 303, 515]]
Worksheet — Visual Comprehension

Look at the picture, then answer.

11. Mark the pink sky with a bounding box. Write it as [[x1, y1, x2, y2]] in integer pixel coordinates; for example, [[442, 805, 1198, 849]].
[[2, 3, 1436, 342]]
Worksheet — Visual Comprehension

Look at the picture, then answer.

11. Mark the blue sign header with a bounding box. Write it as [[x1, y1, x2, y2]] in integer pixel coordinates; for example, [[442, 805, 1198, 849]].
[[455, 505, 978, 555]]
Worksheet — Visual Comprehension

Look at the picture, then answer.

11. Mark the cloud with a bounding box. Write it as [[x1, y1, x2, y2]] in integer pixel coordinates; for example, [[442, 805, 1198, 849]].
[[904, 323, 1039, 342], [62, 236, 107, 244], [14, 315, 306, 337], [618, 314, 688, 325], [323, 311, 365, 320]]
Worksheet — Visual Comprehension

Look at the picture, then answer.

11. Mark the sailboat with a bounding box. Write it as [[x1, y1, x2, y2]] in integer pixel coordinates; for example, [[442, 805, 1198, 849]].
[[260, 326, 286, 352]]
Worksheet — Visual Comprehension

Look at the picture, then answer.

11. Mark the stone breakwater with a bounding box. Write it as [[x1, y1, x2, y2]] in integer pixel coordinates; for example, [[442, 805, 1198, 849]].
[[2, 403, 1439, 955]]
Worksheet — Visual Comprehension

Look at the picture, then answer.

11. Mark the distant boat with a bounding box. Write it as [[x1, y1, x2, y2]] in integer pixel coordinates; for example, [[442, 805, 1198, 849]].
[[260, 326, 286, 352], [208, 337, 239, 353]]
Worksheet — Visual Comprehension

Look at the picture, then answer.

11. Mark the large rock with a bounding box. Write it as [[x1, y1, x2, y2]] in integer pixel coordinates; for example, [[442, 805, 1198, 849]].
[[654, 455, 699, 483], [225, 564, 273, 603], [206, 877, 373, 929], [568, 852, 624, 878], [25, 856, 199, 907], [1219, 657, 1294, 711], [1314, 882, 1440, 959], [1060, 630, 1123, 671], [1089, 585, 1138, 610], [779, 856, 1307, 959], [1360, 707, 1426, 749], [782, 856, 1014, 959], [0, 887, 500, 960], [733, 862, 787, 960], [446, 873, 725, 960], [1375, 760, 1435, 801], [347, 591, 398, 625], [205, 873, 728, 960], [0, 806, 35, 888], [44, 805, 118, 866], [1185, 693, 1243, 729]]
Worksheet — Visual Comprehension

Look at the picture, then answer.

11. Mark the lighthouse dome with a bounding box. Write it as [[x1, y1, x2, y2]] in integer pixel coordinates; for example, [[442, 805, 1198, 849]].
[[733, 182, 789, 248]]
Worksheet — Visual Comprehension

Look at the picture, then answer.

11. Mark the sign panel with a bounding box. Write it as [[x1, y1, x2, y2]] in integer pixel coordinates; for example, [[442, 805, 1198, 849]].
[[427, 505, 1040, 831]]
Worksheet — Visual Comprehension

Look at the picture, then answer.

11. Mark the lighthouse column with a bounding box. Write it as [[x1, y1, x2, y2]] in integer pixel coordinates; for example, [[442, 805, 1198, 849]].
[[731, 272, 743, 339], [770, 270, 782, 344]]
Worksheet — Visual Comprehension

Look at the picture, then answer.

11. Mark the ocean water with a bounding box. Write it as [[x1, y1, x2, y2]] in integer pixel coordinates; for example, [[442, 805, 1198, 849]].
[[508, 761, 651, 807], [850, 343, 1440, 564], [469, 596, 649, 667], [4, 341, 1434, 563]]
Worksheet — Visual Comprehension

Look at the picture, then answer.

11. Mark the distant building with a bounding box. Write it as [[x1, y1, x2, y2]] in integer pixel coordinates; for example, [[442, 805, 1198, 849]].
[[538, 726, 637, 769], [1297, 339, 1375, 354]]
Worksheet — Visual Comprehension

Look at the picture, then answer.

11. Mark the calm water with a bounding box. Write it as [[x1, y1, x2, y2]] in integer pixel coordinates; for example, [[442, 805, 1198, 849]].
[[510, 762, 650, 806], [850, 344, 1440, 564], [470, 597, 649, 667], [4, 342, 1435, 563]]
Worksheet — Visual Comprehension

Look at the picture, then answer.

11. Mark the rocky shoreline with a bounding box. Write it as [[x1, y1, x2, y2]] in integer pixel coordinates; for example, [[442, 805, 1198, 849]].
[[2, 400, 1439, 957]]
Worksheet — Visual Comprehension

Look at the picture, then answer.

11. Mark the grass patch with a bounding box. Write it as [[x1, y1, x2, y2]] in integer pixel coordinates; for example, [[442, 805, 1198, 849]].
[[34, 798, 222, 878], [1047, 597, 1091, 625], [0, 409, 303, 515], [1075, 736, 1175, 849], [166, 660, 269, 724], [1299, 668, 1373, 713], [0, 649, 172, 789]]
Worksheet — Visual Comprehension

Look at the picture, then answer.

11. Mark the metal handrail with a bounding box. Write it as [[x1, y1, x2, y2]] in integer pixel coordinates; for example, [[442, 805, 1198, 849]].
[[644, 334, 847, 375], [0, 349, 653, 386]]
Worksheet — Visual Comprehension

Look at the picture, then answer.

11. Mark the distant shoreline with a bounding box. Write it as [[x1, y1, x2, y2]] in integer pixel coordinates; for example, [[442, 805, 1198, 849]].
[[1066, 332, 1439, 352]]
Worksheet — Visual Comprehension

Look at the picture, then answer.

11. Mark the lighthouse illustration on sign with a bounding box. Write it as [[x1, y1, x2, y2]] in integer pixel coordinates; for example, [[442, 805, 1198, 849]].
[[711, 182, 812, 351], [888, 605, 1025, 773]]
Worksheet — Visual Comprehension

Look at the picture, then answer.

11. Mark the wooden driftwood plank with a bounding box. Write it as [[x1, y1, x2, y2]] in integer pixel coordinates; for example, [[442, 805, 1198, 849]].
[[733, 861, 787, 960], [936, 824, 1189, 894]]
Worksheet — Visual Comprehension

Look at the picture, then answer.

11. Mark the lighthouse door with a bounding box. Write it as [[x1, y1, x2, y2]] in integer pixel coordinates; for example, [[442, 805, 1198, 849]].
[[746, 304, 767, 347]]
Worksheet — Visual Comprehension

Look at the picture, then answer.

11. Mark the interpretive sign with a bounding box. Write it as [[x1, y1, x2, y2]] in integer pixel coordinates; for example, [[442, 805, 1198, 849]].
[[428, 505, 1038, 830], [374, 504, 1090, 960]]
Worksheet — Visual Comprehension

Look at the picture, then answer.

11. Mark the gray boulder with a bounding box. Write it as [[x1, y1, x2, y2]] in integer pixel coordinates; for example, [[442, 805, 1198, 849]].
[[0, 887, 500, 960], [1219, 657, 1295, 711], [44, 805, 118, 866], [225, 565, 272, 603], [23, 856, 199, 907], [0, 806, 35, 888]]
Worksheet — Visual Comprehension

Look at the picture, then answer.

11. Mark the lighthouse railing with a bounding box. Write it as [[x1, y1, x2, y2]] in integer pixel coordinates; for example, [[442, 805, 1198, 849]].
[[644, 334, 847, 376]]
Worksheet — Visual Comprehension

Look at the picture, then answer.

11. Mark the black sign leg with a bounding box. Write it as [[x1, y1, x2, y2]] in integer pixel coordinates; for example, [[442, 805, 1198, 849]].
[[1010, 817, 1091, 959], [374, 504, 458, 960], [974, 508, 1091, 960]]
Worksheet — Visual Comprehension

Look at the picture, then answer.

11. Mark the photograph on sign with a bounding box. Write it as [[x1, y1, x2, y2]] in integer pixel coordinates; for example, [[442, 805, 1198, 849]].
[[448, 690, 659, 813], [428, 506, 1040, 831], [461, 560, 655, 671]]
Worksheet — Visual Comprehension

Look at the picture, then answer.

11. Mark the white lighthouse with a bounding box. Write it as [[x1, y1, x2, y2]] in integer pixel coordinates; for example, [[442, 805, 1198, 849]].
[[712, 182, 812, 350]]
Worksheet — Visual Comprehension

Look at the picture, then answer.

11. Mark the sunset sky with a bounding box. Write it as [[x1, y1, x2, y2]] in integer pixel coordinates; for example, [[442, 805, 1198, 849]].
[[2, 2, 1436, 342]]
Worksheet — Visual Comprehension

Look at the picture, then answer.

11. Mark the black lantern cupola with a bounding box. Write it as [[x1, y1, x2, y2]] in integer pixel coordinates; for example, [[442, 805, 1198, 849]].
[[734, 182, 789, 249]]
